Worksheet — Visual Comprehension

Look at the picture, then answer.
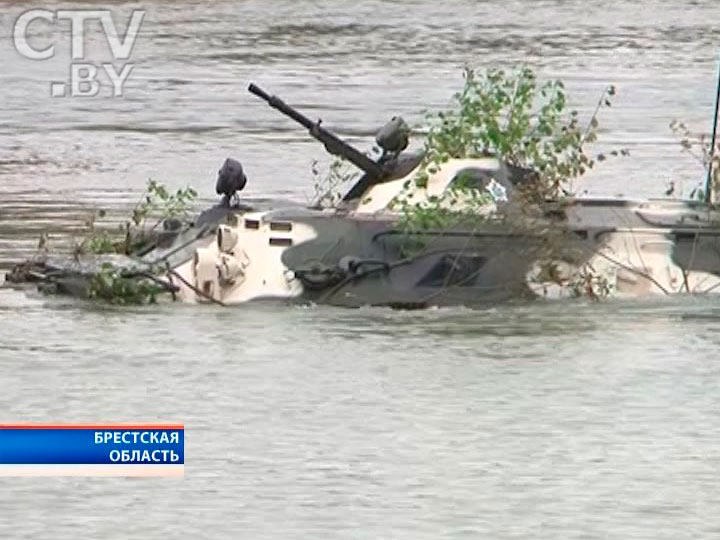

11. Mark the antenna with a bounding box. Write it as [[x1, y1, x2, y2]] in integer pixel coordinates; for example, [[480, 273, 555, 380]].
[[704, 58, 720, 204]]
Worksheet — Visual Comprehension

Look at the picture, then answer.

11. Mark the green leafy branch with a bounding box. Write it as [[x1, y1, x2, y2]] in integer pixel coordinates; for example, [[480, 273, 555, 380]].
[[391, 67, 626, 299], [88, 263, 166, 305], [413, 67, 622, 200], [131, 179, 197, 230], [669, 120, 720, 201], [310, 158, 359, 208], [74, 179, 197, 256]]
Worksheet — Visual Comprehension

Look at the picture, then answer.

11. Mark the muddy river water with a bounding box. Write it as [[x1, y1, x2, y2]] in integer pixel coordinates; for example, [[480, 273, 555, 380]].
[[1, 1, 720, 538]]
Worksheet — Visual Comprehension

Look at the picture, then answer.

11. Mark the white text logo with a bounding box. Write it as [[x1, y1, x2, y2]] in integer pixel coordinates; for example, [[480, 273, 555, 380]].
[[13, 9, 145, 98]]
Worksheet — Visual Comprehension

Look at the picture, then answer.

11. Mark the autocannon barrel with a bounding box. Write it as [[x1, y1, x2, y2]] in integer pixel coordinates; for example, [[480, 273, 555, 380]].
[[248, 83, 382, 178], [248, 83, 316, 131]]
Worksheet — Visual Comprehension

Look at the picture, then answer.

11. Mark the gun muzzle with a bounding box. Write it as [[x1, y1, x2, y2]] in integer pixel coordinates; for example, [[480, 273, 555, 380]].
[[248, 83, 271, 102]]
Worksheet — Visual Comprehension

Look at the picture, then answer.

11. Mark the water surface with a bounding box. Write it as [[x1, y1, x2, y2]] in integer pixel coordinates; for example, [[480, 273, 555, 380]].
[[2, 1, 720, 538]]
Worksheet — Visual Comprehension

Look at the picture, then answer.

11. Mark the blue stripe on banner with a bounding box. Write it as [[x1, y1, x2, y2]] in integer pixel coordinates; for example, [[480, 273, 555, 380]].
[[0, 429, 184, 464]]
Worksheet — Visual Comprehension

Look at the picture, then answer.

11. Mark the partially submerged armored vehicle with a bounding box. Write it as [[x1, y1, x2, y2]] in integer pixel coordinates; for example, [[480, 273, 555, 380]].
[[7, 84, 720, 307]]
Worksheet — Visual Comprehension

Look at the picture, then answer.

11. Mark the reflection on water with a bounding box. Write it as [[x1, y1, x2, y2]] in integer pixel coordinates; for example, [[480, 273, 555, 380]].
[[2, 1, 720, 538]]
